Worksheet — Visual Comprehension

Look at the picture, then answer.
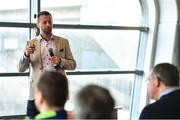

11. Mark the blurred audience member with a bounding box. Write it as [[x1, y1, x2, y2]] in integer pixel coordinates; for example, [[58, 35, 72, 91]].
[[34, 71, 69, 119], [139, 63, 180, 119], [74, 84, 116, 119]]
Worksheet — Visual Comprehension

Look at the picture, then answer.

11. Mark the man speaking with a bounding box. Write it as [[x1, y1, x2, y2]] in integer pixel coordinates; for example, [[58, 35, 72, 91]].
[[18, 11, 76, 118]]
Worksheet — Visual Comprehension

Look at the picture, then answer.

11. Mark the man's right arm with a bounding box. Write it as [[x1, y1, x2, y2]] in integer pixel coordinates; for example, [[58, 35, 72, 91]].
[[17, 53, 30, 72], [17, 41, 32, 72]]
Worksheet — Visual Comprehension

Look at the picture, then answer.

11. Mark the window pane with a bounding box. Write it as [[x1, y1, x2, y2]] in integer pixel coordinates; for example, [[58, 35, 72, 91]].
[[66, 74, 134, 119], [0, 77, 28, 116], [41, 0, 141, 26], [53, 29, 140, 70], [0, 28, 29, 73], [0, 0, 29, 22]]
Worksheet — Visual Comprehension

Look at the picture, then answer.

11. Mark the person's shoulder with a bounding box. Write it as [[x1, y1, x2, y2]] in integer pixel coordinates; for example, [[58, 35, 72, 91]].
[[142, 102, 155, 112], [54, 35, 68, 41], [139, 102, 156, 119], [141, 101, 161, 114]]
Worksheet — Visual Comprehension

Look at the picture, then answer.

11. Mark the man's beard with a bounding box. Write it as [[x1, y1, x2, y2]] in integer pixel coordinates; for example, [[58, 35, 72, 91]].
[[43, 28, 52, 35]]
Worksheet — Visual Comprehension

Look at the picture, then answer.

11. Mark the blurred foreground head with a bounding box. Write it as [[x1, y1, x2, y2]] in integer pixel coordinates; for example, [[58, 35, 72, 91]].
[[35, 71, 69, 111], [74, 84, 115, 119]]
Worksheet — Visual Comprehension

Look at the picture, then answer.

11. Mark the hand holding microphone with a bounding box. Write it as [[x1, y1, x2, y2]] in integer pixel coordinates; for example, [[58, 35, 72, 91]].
[[48, 48, 61, 66]]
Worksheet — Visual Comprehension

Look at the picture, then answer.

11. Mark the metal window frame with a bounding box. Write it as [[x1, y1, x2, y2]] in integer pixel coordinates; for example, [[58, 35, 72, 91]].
[[0, 70, 143, 77], [0, 22, 148, 30]]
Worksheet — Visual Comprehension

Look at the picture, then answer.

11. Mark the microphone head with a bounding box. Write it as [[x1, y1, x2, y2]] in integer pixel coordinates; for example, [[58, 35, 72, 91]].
[[48, 48, 54, 56], [48, 48, 53, 52]]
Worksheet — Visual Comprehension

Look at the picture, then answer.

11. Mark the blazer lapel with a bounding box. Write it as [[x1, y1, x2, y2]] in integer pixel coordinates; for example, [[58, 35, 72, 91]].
[[54, 36, 60, 56]]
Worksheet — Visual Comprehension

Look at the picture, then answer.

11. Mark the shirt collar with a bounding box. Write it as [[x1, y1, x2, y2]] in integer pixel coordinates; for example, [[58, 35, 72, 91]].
[[39, 34, 54, 42], [35, 110, 56, 119], [159, 87, 179, 99]]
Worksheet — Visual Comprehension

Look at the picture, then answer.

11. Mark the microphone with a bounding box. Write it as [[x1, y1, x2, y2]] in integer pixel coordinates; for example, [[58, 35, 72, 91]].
[[48, 48, 54, 57]]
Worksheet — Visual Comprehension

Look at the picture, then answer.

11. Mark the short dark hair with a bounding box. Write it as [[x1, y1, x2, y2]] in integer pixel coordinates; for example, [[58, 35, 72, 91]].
[[151, 63, 179, 86], [37, 71, 69, 107], [37, 11, 52, 20], [75, 84, 115, 119]]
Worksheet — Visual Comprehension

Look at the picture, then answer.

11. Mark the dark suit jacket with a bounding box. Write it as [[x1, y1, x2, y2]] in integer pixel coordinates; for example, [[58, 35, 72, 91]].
[[139, 89, 180, 119]]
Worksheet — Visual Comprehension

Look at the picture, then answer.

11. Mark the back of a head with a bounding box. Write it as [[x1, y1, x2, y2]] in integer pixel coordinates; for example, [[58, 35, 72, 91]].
[[37, 71, 69, 107], [74, 84, 115, 119], [152, 63, 180, 87]]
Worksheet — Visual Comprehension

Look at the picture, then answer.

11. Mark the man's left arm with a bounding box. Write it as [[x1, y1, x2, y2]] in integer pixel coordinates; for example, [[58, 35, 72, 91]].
[[59, 39, 76, 70]]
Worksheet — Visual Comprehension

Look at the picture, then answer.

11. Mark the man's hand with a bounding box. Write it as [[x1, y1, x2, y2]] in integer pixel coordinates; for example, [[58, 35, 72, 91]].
[[50, 56, 61, 65], [24, 44, 36, 57]]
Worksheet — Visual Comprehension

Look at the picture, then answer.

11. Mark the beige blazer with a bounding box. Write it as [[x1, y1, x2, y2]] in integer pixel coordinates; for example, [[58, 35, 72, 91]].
[[18, 35, 76, 100]]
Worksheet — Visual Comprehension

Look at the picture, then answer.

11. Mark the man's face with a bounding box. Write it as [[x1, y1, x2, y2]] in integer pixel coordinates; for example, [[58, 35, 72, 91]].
[[37, 15, 53, 35], [147, 74, 158, 100]]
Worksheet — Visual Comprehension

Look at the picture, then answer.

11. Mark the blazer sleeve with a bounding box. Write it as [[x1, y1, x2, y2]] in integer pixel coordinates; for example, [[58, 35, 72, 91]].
[[17, 41, 31, 72], [59, 39, 76, 70]]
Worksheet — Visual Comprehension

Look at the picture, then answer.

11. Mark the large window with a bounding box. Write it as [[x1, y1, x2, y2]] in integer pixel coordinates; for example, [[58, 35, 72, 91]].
[[0, 0, 145, 119], [53, 29, 140, 70], [0, 77, 28, 116], [0, 28, 29, 73], [0, 0, 29, 22], [41, 0, 141, 26], [67, 74, 134, 118]]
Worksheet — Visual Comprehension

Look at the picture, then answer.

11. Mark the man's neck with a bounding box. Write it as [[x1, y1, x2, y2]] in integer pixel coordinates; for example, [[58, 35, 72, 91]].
[[40, 104, 63, 113]]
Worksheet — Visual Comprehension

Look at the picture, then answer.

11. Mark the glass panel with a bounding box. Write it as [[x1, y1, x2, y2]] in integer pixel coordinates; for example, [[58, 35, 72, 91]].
[[53, 29, 140, 70], [0, 27, 29, 73], [41, 0, 141, 26], [0, 0, 29, 22], [0, 77, 28, 116], [66, 74, 134, 119]]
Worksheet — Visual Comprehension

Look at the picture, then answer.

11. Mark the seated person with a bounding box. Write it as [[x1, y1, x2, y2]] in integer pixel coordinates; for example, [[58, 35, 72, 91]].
[[74, 84, 116, 119], [34, 71, 69, 119], [139, 63, 180, 119]]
